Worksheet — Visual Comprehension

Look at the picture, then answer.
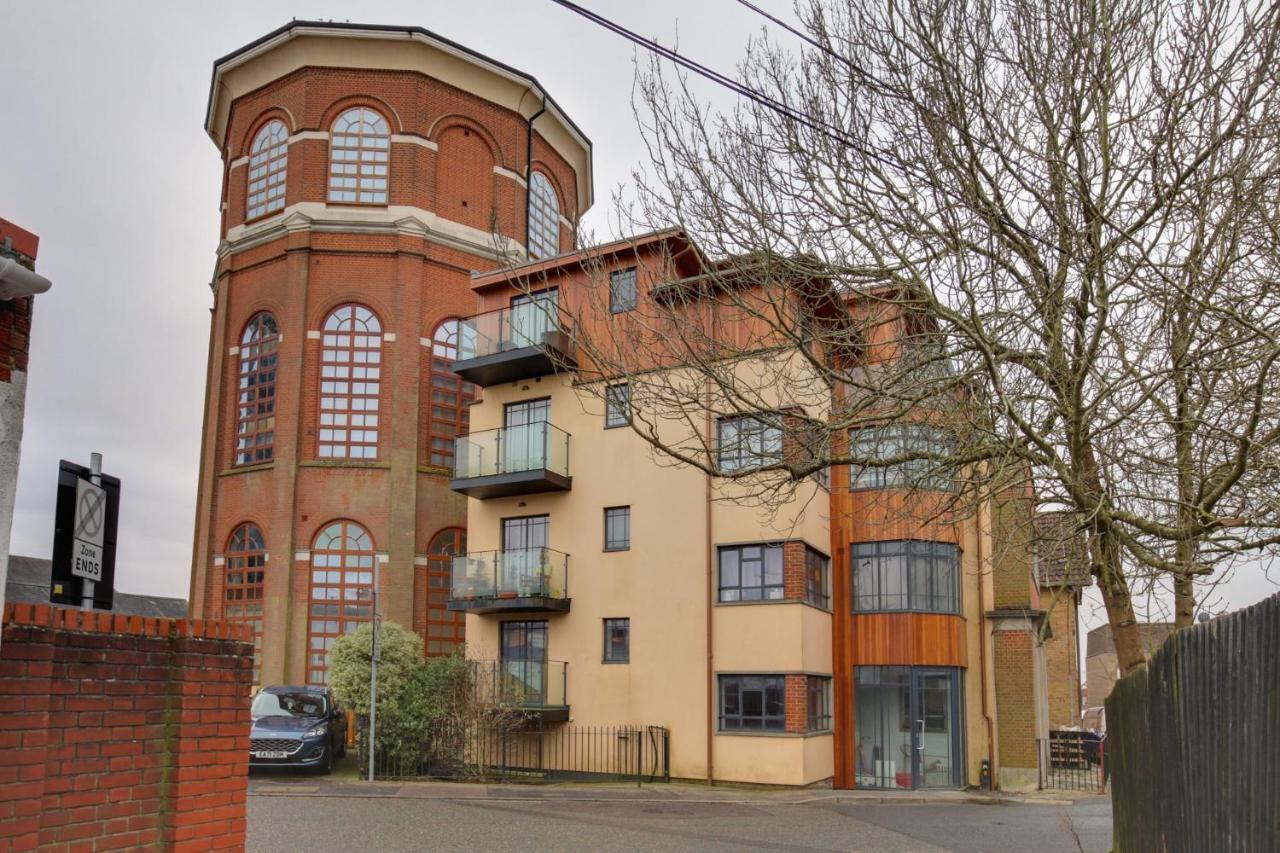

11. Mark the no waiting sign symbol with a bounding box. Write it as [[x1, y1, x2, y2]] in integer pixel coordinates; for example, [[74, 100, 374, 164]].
[[72, 478, 107, 581]]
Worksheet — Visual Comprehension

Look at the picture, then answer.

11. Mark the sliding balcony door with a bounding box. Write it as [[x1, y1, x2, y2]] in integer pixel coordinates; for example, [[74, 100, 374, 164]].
[[502, 398, 550, 474], [501, 515, 550, 594], [509, 288, 559, 350]]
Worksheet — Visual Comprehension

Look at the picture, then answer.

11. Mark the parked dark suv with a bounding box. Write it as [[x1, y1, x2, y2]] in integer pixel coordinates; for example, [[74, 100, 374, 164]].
[[249, 685, 347, 774]]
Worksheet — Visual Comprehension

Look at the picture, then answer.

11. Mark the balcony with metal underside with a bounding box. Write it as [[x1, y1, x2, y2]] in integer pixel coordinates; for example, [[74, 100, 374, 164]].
[[450, 422, 572, 499], [448, 548, 571, 614], [450, 303, 577, 387]]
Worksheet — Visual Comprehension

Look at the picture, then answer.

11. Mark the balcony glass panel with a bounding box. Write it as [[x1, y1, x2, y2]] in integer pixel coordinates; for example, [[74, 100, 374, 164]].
[[450, 548, 569, 602], [457, 302, 570, 361], [453, 422, 571, 480], [472, 659, 568, 708]]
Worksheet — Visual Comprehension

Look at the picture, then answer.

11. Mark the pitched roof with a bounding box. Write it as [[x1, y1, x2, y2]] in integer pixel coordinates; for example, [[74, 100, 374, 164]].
[[5, 555, 188, 619], [1032, 511, 1093, 589]]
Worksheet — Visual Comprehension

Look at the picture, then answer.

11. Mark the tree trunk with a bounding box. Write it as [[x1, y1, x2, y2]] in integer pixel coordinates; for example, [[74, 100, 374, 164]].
[[1094, 534, 1147, 675], [1173, 572, 1196, 629]]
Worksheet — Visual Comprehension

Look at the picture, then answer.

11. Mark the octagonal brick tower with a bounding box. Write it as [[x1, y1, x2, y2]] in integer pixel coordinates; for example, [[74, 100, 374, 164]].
[[190, 20, 592, 686]]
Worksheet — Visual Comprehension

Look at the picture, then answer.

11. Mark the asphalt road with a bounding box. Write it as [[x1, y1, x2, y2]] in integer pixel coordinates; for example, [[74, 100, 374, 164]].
[[246, 792, 1111, 852]]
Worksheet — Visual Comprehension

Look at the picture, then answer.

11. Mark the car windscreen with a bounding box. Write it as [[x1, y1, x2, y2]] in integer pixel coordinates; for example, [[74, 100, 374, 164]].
[[252, 691, 328, 718]]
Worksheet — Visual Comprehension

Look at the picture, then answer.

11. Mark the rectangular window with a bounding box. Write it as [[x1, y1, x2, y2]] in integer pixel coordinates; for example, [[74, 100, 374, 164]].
[[605, 384, 631, 428], [805, 547, 830, 609], [849, 424, 955, 491], [718, 675, 786, 731], [718, 544, 784, 602], [610, 267, 638, 313], [717, 415, 782, 473], [807, 676, 831, 731], [603, 618, 630, 663], [852, 540, 960, 614], [604, 506, 631, 551]]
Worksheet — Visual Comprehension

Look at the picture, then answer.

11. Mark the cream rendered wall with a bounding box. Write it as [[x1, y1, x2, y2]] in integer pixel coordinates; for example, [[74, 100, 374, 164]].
[[960, 499, 997, 788], [463, 351, 837, 785]]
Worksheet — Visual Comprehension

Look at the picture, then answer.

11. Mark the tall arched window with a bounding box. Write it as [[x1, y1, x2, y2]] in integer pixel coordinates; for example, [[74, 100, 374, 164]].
[[427, 320, 476, 467], [319, 305, 382, 459], [307, 521, 376, 685], [328, 108, 390, 204], [247, 120, 288, 219], [236, 313, 279, 466], [425, 528, 467, 656], [527, 171, 560, 259], [225, 523, 266, 683]]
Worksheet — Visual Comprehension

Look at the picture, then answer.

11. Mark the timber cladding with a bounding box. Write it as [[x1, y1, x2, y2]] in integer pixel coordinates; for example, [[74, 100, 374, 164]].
[[1107, 593, 1280, 853], [0, 602, 254, 852], [845, 613, 967, 667]]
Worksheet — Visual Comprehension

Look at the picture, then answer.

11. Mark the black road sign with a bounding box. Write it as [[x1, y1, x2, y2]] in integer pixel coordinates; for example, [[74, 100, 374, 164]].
[[50, 460, 120, 609]]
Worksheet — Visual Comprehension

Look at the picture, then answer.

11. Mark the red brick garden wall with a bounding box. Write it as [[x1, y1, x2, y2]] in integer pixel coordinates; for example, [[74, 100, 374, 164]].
[[0, 603, 254, 852]]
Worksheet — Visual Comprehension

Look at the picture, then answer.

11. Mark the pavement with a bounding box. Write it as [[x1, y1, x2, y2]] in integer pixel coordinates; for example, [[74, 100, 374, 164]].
[[247, 757, 1112, 852]]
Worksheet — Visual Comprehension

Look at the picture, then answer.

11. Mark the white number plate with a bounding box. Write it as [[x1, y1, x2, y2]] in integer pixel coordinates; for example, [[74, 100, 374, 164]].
[[252, 751, 290, 759]]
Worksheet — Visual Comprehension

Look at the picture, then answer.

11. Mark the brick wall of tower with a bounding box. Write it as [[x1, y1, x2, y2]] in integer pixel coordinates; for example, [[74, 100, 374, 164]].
[[1043, 593, 1082, 727], [992, 629, 1037, 770], [190, 61, 582, 685]]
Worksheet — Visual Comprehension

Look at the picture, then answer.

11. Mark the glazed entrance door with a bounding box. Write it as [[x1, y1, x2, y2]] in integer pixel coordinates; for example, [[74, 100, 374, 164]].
[[854, 666, 963, 789], [500, 620, 548, 705], [912, 670, 961, 788]]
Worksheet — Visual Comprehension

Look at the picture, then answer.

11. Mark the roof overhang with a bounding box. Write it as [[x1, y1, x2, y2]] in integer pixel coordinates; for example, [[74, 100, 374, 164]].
[[205, 20, 594, 214]]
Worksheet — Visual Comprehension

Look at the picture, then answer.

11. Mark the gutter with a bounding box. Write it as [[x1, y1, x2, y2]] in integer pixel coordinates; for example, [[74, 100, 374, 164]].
[[0, 257, 51, 301], [976, 501, 996, 788], [524, 101, 547, 252]]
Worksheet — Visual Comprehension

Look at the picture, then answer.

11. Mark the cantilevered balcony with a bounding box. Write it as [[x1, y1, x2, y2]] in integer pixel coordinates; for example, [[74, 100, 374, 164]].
[[473, 659, 569, 722], [450, 303, 577, 387], [448, 548, 571, 614], [450, 422, 572, 499]]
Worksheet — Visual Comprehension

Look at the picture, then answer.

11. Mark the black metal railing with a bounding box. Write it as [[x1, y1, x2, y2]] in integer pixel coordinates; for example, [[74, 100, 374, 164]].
[[358, 719, 670, 784], [1038, 730, 1107, 793]]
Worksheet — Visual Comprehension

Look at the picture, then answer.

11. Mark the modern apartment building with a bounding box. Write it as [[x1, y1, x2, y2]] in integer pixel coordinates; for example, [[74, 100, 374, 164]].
[[445, 230, 1053, 790], [190, 20, 1067, 790], [189, 21, 591, 685]]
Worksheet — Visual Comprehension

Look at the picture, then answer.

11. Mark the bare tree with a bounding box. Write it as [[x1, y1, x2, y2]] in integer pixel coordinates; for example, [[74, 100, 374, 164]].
[[514, 0, 1280, 675]]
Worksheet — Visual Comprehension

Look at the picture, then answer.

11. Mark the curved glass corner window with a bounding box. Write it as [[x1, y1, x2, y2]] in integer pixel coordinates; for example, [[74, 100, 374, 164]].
[[319, 305, 382, 459], [849, 424, 955, 491], [247, 120, 288, 219], [852, 540, 960, 614], [328, 108, 390, 204], [527, 171, 560, 259]]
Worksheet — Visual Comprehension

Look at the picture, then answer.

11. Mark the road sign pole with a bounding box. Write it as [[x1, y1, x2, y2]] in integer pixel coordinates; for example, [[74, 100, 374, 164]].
[[81, 452, 102, 611]]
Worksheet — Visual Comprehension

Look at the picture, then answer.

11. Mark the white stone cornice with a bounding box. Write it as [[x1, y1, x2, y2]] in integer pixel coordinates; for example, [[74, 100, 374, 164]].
[[494, 166, 527, 187], [219, 201, 527, 262], [392, 134, 438, 151], [289, 130, 329, 144]]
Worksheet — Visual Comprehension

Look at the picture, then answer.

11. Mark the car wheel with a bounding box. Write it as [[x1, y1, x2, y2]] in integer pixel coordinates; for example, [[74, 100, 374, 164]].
[[336, 737, 347, 759], [318, 744, 333, 775]]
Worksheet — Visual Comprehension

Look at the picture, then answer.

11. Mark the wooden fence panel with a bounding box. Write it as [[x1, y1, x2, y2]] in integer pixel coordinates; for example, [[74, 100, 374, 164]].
[[1107, 593, 1280, 852]]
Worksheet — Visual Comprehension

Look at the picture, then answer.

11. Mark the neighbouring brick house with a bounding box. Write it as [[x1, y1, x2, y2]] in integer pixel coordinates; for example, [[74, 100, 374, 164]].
[[1086, 621, 1175, 711], [0, 218, 51, 618], [1032, 512, 1093, 728], [0, 603, 254, 851]]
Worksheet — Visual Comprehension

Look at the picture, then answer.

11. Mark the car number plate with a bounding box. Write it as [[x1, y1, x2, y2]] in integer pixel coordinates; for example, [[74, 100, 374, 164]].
[[252, 750, 290, 759]]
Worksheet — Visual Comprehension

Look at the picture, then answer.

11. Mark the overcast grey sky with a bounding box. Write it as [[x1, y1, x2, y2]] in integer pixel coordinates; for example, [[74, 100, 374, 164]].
[[3, 1, 1274, 632]]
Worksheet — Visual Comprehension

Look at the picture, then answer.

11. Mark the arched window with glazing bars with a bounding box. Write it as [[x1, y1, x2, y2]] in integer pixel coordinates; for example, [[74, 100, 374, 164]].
[[225, 523, 266, 682], [236, 313, 279, 466], [319, 305, 382, 459], [328, 108, 390, 204], [306, 521, 376, 685], [247, 120, 288, 219], [427, 319, 476, 467]]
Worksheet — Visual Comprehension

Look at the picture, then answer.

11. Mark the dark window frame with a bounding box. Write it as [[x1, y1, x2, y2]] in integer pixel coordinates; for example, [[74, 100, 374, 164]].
[[604, 506, 631, 552], [609, 267, 638, 313], [604, 383, 631, 429], [718, 674, 786, 732], [807, 676, 832, 732], [804, 546, 830, 609], [716, 415, 783, 473], [603, 617, 630, 663], [852, 540, 961, 614], [848, 424, 955, 492], [718, 543, 785, 603]]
